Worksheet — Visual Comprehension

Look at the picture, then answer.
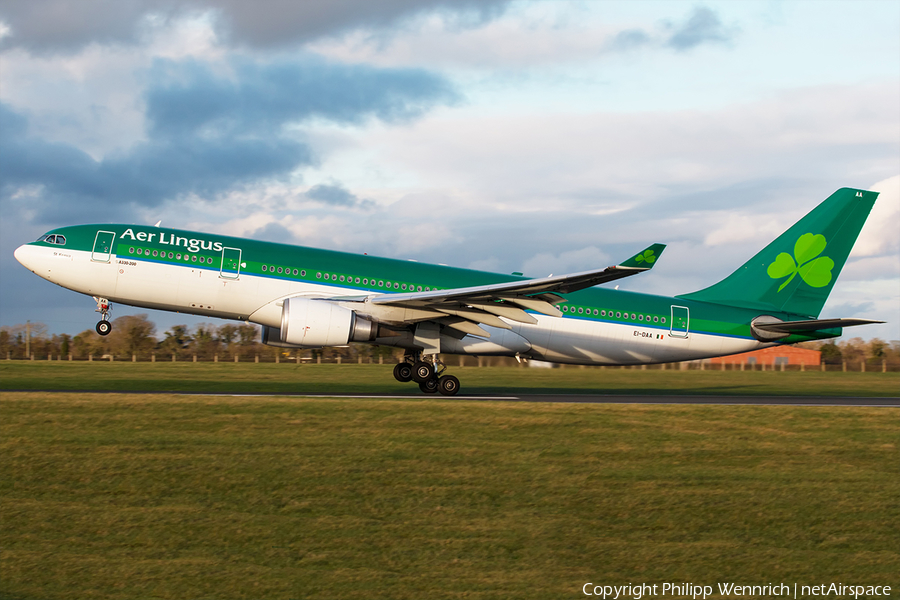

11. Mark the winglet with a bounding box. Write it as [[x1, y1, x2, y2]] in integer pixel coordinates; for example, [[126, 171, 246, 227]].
[[618, 243, 666, 269]]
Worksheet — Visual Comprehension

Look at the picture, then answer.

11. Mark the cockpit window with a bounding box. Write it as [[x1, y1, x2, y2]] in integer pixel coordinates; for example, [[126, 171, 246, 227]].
[[38, 234, 67, 245]]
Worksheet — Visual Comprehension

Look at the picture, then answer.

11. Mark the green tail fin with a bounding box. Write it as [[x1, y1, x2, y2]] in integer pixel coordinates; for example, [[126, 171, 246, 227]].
[[677, 188, 878, 317]]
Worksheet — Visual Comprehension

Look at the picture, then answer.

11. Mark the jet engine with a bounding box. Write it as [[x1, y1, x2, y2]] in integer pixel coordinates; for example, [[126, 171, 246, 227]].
[[270, 297, 376, 348]]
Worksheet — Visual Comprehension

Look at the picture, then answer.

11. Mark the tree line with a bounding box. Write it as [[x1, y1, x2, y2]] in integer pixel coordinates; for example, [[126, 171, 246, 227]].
[[0, 315, 397, 362], [1, 316, 897, 367]]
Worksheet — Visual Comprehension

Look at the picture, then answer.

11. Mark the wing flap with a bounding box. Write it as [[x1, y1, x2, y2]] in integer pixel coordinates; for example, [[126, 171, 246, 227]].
[[467, 301, 539, 324], [434, 306, 512, 330]]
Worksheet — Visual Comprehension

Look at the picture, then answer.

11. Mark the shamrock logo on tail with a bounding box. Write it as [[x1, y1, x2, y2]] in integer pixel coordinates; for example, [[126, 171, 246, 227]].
[[634, 249, 656, 264], [767, 233, 834, 292]]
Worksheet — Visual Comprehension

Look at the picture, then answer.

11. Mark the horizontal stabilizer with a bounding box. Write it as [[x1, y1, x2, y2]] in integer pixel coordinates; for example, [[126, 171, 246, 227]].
[[750, 316, 884, 341], [754, 318, 884, 333]]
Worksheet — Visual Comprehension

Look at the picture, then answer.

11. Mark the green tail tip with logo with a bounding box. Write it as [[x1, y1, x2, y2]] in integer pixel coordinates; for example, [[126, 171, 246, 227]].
[[620, 243, 666, 269], [677, 188, 878, 318]]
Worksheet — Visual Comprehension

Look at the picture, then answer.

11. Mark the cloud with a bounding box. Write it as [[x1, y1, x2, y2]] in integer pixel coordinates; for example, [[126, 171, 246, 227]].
[[366, 81, 898, 207], [664, 6, 734, 51], [521, 247, 612, 279], [145, 56, 458, 137], [603, 6, 735, 55], [0, 0, 511, 53], [853, 175, 900, 258], [0, 101, 313, 222], [250, 221, 296, 245], [0, 56, 456, 223], [210, 0, 511, 48], [312, 4, 740, 69], [305, 184, 373, 209]]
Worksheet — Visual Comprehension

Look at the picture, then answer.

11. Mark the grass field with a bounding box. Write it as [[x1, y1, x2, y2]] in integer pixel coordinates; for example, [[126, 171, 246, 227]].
[[2, 391, 898, 600], [1, 361, 899, 396]]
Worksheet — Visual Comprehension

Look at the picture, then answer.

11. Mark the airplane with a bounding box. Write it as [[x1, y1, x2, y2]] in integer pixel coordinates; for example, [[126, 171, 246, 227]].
[[14, 187, 883, 395]]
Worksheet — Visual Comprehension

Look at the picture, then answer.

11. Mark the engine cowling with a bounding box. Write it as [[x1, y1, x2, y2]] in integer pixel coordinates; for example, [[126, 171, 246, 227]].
[[279, 297, 376, 348]]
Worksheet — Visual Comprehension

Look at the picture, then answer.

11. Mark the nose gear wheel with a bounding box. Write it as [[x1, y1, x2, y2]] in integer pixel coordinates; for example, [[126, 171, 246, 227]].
[[93, 297, 112, 336]]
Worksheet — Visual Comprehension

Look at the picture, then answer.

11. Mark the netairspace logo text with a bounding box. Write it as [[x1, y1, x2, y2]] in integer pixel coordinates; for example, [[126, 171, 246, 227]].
[[582, 582, 893, 599]]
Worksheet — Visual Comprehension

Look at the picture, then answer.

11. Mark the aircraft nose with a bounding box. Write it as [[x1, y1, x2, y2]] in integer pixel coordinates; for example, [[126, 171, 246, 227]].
[[14, 244, 37, 271]]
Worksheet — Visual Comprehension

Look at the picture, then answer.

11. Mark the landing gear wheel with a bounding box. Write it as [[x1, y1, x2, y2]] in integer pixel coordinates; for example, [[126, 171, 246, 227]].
[[393, 362, 413, 382], [412, 361, 434, 383], [96, 321, 112, 336], [438, 375, 460, 396], [419, 378, 439, 394]]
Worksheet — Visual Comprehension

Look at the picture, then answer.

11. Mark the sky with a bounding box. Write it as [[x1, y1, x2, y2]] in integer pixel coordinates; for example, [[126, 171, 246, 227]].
[[1, 0, 898, 342]]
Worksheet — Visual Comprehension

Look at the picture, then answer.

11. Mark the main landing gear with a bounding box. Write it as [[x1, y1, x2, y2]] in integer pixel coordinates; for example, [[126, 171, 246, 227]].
[[94, 297, 112, 336], [393, 353, 460, 396]]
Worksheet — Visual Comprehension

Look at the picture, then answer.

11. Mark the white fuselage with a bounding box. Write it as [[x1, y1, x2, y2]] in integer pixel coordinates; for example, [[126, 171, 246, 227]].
[[14, 243, 767, 365]]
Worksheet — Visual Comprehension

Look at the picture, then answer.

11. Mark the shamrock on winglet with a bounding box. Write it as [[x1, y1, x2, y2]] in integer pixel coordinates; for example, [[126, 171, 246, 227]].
[[635, 249, 656, 264]]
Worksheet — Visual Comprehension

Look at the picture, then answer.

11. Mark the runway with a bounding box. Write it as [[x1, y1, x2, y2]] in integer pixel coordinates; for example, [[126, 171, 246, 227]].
[[10, 390, 897, 407], [495, 394, 900, 407], [236, 393, 900, 407]]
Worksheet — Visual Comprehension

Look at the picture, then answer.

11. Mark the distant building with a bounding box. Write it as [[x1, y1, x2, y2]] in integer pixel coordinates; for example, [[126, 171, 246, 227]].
[[710, 345, 821, 367]]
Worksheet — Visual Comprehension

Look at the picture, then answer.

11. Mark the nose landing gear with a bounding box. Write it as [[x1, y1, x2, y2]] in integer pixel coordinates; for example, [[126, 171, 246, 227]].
[[393, 352, 461, 396], [94, 297, 112, 336]]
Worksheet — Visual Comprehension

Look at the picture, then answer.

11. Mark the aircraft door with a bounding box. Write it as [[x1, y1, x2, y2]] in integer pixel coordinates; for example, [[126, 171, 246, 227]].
[[220, 247, 242, 279], [670, 305, 689, 338], [91, 230, 116, 262]]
